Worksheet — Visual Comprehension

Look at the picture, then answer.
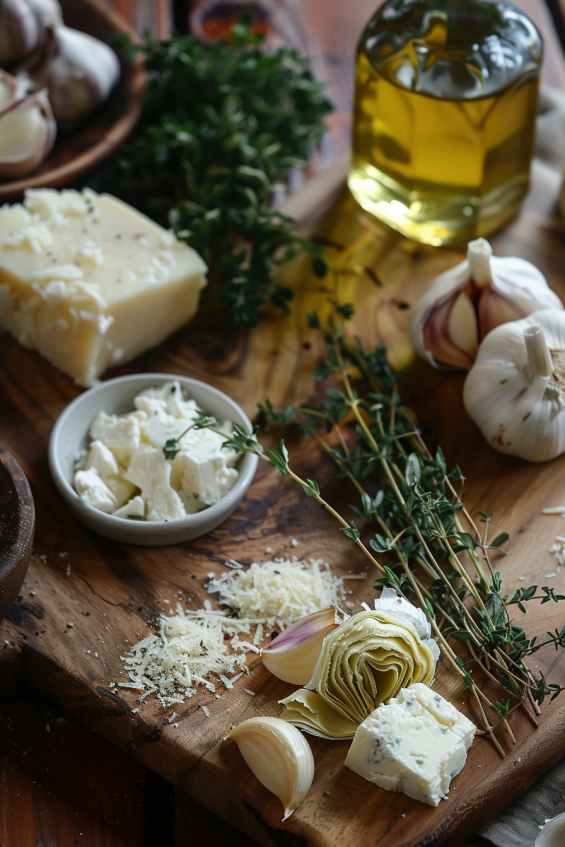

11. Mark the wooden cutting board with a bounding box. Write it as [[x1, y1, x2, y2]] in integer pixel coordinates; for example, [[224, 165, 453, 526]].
[[1, 154, 565, 847]]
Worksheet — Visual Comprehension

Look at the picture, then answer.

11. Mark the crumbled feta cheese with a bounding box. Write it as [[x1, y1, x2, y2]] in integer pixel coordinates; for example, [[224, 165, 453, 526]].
[[74, 468, 118, 513], [113, 496, 145, 520], [73, 382, 240, 523]]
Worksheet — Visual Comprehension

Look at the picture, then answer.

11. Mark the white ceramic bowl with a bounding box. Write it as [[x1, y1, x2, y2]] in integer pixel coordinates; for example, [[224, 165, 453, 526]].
[[536, 812, 565, 847], [48, 374, 259, 546]]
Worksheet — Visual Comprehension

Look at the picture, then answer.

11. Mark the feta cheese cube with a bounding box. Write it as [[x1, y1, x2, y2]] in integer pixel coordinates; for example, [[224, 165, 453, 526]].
[[74, 468, 118, 514], [113, 496, 145, 520], [84, 440, 119, 478], [125, 445, 185, 522], [345, 683, 476, 806], [0, 189, 207, 386], [135, 381, 200, 420], [173, 449, 238, 509], [90, 411, 141, 463]]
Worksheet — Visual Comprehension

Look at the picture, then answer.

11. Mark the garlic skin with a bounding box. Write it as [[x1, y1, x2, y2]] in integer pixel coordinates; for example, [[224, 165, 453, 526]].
[[18, 25, 120, 129], [411, 239, 563, 371], [226, 717, 314, 821], [0, 71, 56, 178], [0, 0, 61, 66], [464, 310, 565, 462], [262, 608, 341, 685]]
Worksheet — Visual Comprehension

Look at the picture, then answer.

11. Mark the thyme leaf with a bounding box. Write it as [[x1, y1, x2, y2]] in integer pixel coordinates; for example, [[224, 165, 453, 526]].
[[115, 23, 331, 325]]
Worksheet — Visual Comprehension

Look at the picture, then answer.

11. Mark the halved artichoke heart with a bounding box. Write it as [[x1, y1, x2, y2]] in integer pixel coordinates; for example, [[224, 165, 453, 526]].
[[279, 610, 436, 740]]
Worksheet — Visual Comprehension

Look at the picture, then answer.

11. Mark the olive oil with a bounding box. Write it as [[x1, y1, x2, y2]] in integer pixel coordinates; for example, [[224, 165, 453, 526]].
[[348, 0, 542, 245]]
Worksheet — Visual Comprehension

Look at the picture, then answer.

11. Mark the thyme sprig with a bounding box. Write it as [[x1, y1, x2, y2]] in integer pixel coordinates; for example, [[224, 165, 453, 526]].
[[115, 23, 331, 325], [162, 310, 565, 752]]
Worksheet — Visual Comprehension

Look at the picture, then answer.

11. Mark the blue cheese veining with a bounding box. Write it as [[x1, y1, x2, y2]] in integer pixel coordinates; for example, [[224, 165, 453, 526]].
[[74, 381, 239, 521], [345, 683, 476, 806]]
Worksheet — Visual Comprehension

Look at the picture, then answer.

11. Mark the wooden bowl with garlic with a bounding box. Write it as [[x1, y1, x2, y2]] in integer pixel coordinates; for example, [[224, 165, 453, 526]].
[[0, 0, 145, 202]]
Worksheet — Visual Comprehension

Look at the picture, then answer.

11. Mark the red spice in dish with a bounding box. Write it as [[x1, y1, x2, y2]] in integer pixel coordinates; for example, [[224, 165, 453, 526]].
[[201, 13, 270, 41]]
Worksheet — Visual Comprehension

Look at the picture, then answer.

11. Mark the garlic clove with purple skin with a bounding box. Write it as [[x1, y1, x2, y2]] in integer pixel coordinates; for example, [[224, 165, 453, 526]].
[[411, 238, 564, 371], [0, 0, 61, 66], [477, 255, 560, 337], [17, 24, 120, 130], [262, 607, 341, 685], [0, 71, 56, 178]]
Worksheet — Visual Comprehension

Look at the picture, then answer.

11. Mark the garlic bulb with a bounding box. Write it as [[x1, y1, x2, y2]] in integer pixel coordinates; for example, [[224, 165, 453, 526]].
[[0, 0, 61, 66], [411, 239, 563, 370], [226, 717, 314, 820], [262, 608, 341, 685], [464, 310, 565, 462], [279, 598, 437, 740], [18, 25, 120, 129], [0, 71, 56, 178]]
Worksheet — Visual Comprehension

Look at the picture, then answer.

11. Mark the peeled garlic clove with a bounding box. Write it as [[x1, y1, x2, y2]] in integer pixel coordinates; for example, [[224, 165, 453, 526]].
[[0, 71, 56, 178], [262, 608, 340, 685], [412, 238, 563, 371], [226, 717, 314, 821], [464, 310, 565, 462], [18, 24, 120, 129], [0, 0, 61, 66]]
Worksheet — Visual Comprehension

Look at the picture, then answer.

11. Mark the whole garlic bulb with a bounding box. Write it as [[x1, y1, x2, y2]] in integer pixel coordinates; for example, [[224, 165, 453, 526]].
[[411, 239, 563, 370], [0, 71, 56, 178], [0, 0, 61, 66], [464, 310, 565, 462], [18, 25, 120, 129]]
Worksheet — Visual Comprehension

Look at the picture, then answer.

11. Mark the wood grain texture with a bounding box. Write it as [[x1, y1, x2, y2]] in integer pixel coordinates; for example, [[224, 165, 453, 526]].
[[1, 2, 565, 845], [0, 697, 147, 847], [0, 444, 35, 622], [0, 0, 146, 203], [0, 151, 565, 846]]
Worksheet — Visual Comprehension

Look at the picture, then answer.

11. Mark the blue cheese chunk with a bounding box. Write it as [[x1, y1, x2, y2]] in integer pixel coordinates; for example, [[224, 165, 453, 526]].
[[345, 683, 475, 806]]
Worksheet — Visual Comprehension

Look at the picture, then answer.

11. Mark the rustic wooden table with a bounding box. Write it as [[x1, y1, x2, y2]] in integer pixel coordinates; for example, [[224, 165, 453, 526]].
[[1, 2, 565, 846]]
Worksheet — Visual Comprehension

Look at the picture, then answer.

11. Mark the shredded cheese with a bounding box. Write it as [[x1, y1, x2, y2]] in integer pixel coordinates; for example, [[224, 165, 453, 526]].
[[121, 605, 263, 706], [207, 557, 348, 628], [119, 556, 355, 706]]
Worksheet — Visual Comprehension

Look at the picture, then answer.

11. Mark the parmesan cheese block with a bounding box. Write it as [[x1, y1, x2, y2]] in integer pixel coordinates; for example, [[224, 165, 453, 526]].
[[0, 188, 207, 386]]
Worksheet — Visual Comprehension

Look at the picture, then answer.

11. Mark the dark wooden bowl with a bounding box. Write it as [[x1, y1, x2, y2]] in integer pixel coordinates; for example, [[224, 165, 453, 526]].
[[0, 0, 146, 202], [0, 444, 35, 621]]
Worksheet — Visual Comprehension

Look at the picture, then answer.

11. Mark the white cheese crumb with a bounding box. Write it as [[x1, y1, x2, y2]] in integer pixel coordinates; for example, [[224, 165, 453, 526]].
[[207, 557, 348, 629], [243, 688, 256, 696], [74, 381, 240, 522], [201, 705, 212, 718], [119, 606, 263, 705]]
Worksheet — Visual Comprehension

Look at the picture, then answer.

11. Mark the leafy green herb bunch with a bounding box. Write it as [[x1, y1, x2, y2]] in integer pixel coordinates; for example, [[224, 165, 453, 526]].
[[116, 22, 332, 325]]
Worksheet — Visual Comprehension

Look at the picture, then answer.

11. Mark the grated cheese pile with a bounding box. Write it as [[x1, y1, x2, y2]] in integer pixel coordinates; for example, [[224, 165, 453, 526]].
[[206, 557, 348, 629], [120, 557, 360, 707], [121, 604, 263, 708]]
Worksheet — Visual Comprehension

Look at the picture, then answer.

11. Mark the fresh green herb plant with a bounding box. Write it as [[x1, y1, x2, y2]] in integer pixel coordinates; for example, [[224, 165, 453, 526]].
[[115, 23, 331, 325], [166, 297, 565, 754]]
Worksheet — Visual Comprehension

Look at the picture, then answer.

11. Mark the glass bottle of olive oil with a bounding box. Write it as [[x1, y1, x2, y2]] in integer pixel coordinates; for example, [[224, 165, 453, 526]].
[[348, 0, 542, 245]]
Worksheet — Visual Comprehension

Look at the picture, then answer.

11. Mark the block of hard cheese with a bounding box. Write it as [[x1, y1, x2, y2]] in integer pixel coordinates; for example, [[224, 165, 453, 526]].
[[0, 188, 207, 386]]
